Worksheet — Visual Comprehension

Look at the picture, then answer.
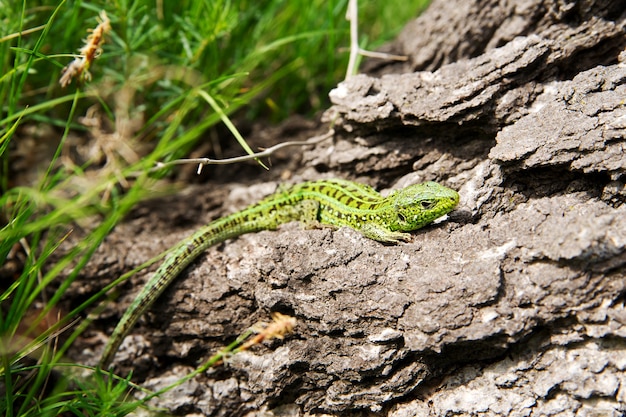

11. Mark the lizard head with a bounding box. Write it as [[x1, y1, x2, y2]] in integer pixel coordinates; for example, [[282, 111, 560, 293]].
[[387, 181, 459, 232]]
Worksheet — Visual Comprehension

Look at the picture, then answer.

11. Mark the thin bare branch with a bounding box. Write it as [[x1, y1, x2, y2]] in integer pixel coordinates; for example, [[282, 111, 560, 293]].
[[344, 0, 407, 80], [144, 128, 334, 176], [358, 49, 407, 61], [345, 0, 360, 79]]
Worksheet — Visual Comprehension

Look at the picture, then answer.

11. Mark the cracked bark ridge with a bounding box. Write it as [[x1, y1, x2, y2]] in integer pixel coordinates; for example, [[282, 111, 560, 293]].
[[327, 35, 554, 132], [490, 65, 626, 180], [371, 0, 625, 74], [327, 0, 626, 134], [72, 0, 626, 416]]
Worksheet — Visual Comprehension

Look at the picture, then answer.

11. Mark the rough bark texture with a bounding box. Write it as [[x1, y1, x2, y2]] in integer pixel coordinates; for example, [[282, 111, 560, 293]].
[[68, 0, 626, 415]]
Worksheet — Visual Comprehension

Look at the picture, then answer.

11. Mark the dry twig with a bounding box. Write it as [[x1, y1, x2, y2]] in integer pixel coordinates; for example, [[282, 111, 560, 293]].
[[143, 128, 335, 176], [345, 0, 407, 79]]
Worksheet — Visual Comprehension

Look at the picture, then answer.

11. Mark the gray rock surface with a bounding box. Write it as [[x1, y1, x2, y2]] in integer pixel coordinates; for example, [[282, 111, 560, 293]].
[[70, 0, 626, 415]]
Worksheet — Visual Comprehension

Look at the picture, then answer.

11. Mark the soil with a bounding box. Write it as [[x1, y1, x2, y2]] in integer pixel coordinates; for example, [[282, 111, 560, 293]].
[[50, 0, 626, 416]]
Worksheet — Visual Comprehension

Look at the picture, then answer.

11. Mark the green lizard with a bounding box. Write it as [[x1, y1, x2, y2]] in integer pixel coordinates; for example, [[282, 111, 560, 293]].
[[99, 179, 459, 368]]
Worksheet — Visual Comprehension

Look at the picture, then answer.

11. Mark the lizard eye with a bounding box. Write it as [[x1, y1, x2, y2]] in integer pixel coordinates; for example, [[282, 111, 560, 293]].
[[420, 200, 436, 210]]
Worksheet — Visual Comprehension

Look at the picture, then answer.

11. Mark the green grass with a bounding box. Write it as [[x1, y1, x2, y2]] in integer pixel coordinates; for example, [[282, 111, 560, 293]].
[[0, 0, 430, 415]]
